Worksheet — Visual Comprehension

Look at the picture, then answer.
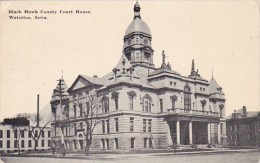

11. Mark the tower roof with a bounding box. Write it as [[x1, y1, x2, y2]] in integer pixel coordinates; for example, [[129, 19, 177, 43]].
[[50, 78, 69, 103], [125, 2, 151, 37], [209, 77, 225, 98]]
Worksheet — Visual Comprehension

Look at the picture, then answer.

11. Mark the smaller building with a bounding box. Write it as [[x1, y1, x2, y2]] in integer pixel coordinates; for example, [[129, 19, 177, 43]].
[[0, 123, 52, 153], [226, 106, 260, 147]]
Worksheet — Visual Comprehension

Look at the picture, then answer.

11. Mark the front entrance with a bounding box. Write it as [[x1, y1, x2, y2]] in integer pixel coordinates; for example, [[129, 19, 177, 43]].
[[168, 120, 209, 145], [192, 122, 208, 144], [180, 121, 190, 145]]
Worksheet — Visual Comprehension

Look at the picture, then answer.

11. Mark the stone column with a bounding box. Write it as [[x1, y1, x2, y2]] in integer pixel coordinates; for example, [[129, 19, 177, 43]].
[[208, 123, 211, 144], [176, 121, 180, 145], [189, 121, 193, 144], [218, 123, 221, 144], [167, 123, 173, 146]]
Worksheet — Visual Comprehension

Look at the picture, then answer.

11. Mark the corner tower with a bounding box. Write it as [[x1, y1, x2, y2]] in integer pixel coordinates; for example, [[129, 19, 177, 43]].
[[123, 2, 154, 68]]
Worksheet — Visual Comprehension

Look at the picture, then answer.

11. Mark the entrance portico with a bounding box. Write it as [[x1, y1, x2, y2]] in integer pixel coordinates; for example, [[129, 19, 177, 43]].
[[166, 115, 220, 145]]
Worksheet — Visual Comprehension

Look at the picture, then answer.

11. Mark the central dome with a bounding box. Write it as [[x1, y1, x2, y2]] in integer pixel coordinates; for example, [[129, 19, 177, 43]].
[[124, 2, 151, 37], [125, 18, 151, 36]]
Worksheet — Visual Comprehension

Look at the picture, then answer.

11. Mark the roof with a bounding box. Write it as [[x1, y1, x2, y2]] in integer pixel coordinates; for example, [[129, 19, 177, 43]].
[[80, 75, 104, 85], [99, 55, 155, 89], [209, 77, 225, 98], [227, 108, 260, 119], [125, 17, 151, 36]]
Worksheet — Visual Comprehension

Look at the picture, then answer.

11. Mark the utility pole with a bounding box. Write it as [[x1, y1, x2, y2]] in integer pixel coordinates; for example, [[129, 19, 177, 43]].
[[56, 78, 66, 156]]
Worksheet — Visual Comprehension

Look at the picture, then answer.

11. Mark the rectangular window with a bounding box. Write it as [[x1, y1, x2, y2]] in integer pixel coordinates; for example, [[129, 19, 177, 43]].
[[28, 130, 32, 138], [7, 140, 10, 148], [106, 120, 110, 133], [74, 123, 77, 136], [41, 131, 45, 138], [130, 138, 135, 149], [7, 130, 10, 138], [129, 96, 134, 110], [28, 140, 32, 148], [220, 123, 223, 134], [35, 141, 38, 147], [14, 140, 17, 148], [143, 119, 147, 132], [106, 139, 109, 150], [0, 130, 3, 138], [101, 139, 105, 149], [148, 119, 152, 132], [48, 131, 51, 137], [21, 140, 24, 148], [102, 120, 105, 133], [114, 138, 118, 149], [35, 130, 38, 137], [130, 117, 134, 132], [159, 99, 163, 112], [48, 140, 51, 147], [144, 138, 147, 148], [21, 130, 24, 138], [79, 104, 83, 116], [0, 140, 2, 148], [14, 130, 18, 138], [115, 99, 119, 110], [73, 105, 77, 117], [41, 140, 44, 147], [115, 118, 119, 132]]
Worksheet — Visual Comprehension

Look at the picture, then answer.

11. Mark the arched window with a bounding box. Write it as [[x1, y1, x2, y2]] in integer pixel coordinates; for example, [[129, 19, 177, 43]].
[[142, 95, 152, 112], [184, 86, 191, 111]]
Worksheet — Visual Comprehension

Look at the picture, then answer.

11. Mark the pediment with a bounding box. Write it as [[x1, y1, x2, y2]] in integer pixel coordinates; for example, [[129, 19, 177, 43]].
[[68, 76, 93, 92]]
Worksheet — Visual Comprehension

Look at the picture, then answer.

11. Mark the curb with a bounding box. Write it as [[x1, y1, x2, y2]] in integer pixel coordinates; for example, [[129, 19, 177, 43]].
[[1, 149, 259, 160]]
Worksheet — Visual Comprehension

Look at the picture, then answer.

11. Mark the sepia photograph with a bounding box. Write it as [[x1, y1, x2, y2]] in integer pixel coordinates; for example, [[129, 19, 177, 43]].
[[0, 0, 259, 163]]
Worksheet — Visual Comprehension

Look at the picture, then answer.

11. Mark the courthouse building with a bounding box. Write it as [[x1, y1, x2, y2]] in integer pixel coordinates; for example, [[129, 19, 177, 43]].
[[50, 2, 227, 151]]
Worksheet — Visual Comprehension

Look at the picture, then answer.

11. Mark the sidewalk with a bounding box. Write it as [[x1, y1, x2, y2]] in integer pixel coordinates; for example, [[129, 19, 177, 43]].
[[2, 148, 259, 160]]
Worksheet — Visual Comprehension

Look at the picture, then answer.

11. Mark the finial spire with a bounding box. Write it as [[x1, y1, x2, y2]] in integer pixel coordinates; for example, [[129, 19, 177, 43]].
[[134, 1, 141, 19], [212, 68, 214, 78], [61, 70, 63, 79], [162, 50, 166, 63]]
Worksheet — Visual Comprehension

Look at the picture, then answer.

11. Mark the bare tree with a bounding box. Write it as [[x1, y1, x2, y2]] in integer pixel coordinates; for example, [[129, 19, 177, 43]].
[[26, 114, 50, 151], [74, 90, 101, 156]]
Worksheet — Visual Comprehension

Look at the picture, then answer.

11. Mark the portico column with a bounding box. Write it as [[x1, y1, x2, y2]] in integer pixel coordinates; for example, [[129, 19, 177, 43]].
[[189, 121, 193, 144], [208, 123, 211, 144], [218, 123, 221, 144], [167, 123, 173, 147], [176, 121, 180, 145]]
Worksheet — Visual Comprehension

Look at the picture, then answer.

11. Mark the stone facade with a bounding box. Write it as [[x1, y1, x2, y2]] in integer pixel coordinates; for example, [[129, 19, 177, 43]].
[[50, 2, 227, 151]]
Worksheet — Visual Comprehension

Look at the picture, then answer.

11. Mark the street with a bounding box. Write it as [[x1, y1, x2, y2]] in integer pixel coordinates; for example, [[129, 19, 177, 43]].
[[1, 152, 260, 163]]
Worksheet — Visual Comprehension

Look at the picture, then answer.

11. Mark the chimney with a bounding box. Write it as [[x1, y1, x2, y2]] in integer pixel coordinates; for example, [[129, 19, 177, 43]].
[[36, 94, 40, 127], [242, 106, 247, 117]]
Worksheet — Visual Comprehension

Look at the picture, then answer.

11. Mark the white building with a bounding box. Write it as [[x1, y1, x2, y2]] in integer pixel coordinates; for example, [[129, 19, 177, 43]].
[[0, 123, 52, 153]]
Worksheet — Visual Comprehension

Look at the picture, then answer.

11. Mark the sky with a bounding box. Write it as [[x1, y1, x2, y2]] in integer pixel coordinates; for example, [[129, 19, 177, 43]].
[[0, 0, 259, 121]]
